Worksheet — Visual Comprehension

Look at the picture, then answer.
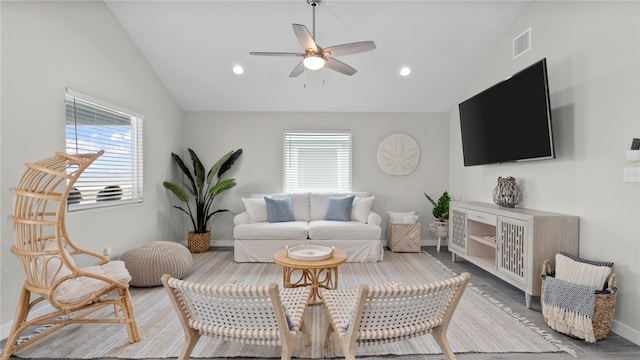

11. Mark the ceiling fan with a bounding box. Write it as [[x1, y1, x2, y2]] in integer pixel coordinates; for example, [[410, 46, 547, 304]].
[[249, 0, 376, 77]]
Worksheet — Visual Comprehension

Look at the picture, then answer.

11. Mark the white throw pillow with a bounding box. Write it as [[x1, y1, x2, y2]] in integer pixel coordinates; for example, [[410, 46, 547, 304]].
[[555, 253, 612, 290], [387, 211, 415, 218], [390, 215, 419, 224], [351, 196, 375, 223], [241, 198, 268, 223]]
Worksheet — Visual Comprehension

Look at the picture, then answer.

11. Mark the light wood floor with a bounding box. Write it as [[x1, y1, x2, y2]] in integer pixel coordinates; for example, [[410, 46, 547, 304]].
[[3, 246, 639, 360]]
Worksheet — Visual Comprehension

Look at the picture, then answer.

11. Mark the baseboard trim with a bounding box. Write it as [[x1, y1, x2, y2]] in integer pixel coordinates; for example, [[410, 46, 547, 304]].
[[612, 319, 640, 345]]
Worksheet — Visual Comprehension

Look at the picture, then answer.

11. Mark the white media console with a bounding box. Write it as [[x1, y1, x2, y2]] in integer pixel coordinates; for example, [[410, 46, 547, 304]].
[[448, 201, 579, 308]]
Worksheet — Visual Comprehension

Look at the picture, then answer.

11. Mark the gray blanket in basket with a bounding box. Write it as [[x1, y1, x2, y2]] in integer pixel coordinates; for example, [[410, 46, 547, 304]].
[[544, 276, 595, 318]]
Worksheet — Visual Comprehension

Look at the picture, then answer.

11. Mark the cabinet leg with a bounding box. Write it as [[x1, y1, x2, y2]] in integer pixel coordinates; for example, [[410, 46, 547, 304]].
[[451, 252, 456, 263], [525, 293, 532, 309]]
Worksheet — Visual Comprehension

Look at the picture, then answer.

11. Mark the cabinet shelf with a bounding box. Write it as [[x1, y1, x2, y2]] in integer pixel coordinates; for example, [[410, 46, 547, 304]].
[[469, 235, 497, 248]]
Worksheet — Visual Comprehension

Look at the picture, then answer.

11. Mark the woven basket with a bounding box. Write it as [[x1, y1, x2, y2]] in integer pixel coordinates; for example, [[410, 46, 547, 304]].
[[432, 220, 449, 238], [187, 231, 211, 253], [541, 260, 616, 341]]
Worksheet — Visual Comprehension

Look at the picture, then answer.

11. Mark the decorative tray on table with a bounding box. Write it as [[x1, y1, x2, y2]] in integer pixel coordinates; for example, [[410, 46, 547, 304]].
[[286, 245, 334, 261]]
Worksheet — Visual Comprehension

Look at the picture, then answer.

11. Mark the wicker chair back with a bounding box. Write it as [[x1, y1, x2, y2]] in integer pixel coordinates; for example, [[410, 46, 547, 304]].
[[321, 272, 471, 360], [162, 275, 311, 360]]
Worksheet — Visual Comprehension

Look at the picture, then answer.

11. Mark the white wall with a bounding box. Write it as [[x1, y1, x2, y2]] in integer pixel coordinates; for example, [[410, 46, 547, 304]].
[[183, 111, 450, 246], [0, 1, 184, 331], [5, 0, 636, 349], [449, 1, 640, 343]]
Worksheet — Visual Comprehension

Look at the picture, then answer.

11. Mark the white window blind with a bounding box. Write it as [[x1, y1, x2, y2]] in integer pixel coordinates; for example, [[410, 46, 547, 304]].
[[65, 88, 143, 210], [284, 131, 351, 193]]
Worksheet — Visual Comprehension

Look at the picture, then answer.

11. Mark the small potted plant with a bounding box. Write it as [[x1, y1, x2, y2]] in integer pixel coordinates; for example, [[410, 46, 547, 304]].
[[424, 191, 450, 238], [163, 148, 242, 253]]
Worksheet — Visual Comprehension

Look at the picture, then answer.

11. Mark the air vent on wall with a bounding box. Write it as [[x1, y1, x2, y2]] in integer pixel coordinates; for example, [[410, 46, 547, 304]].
[[513, 28, 531, 59]]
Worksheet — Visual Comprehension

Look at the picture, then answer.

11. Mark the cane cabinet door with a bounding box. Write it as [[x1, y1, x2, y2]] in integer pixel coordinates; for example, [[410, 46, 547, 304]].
[[449, 207, 467, 254], [497, 216, 528, 284]]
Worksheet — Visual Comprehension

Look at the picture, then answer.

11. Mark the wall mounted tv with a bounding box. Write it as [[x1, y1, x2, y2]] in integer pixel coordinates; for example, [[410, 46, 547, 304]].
[[458, 58, 555, 167]]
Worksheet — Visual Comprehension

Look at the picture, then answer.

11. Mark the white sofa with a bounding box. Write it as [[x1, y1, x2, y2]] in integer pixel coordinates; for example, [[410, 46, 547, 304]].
[[233, 192, 383, 262]]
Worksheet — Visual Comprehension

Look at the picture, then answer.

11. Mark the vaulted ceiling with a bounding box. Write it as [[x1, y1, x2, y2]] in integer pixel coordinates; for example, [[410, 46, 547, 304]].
[[106, 0, 529, 112]]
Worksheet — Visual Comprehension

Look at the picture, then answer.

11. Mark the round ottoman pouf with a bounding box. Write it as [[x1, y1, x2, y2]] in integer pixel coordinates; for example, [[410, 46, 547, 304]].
[[121, 241, 193, 287]]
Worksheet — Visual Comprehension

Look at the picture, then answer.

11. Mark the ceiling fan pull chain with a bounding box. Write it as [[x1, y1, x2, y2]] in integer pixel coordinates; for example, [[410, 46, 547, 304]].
[[309, 0, 318, 39]]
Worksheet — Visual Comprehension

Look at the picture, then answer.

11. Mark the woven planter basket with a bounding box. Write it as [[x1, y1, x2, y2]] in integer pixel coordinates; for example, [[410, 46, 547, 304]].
[[433, 220, 449, 238], [188, 231, 211, 253], [541, 260, 616, 341]]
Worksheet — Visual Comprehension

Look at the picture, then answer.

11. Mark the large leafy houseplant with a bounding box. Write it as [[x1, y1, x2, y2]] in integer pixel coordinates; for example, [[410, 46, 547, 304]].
[[163, 148, 243, 236], [424, 191, 450, 222]]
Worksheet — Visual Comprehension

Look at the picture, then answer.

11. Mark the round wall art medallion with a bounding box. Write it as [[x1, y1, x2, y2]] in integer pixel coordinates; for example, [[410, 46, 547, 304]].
[[377, 133, 420, 176]]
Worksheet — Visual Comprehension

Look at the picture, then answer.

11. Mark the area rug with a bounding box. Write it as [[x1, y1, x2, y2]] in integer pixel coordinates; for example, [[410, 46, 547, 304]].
[[13, 251, 573, 359]]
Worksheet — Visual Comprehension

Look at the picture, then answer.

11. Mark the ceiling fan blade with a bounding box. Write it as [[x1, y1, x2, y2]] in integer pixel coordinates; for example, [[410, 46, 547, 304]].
[[289, 61, 305, 78], [292, 24, 318, 53], [325, 57, 357, 76], [322, 41, 376, 57], [249, 52, 304, 57]]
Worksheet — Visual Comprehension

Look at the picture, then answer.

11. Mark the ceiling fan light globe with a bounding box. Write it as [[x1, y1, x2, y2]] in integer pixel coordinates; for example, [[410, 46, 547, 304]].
[[303, 55, 325, 70]]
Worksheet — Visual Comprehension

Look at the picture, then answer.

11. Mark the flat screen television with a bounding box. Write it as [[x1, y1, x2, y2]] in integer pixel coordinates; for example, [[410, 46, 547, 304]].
[[458, 58, 555, 167]]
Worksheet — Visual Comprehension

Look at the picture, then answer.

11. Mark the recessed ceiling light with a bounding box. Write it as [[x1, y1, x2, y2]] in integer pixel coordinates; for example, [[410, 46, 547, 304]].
[[233, 65, 244, 75], [400, 67, 411, 76]]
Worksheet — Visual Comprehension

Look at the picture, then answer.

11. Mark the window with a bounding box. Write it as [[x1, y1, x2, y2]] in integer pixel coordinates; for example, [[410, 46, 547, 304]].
[[65, 88, 143, 210], [284, 131, 351, 192]]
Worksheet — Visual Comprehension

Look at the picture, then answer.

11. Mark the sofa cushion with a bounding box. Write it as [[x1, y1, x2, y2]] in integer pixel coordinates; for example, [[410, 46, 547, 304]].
[[233, 221, 309, 240], [351, 196, 375, 223], [241, 198, 268, 223], [252, 193, 310, 221], [265, 196, 295, 223], [309, 192, 368, 220], [308, 220, 382, 240], [325, 195, 355, 221]]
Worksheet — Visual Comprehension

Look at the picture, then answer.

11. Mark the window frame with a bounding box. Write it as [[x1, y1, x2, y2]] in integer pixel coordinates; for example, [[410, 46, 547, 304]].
[[65, 88, 144, 211], [283, 130, 352, 193]]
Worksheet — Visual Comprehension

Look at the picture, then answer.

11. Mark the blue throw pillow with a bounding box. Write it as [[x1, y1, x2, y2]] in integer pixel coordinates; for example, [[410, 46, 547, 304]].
[[265, 196, 295, 223], [324, 195, 355, 221]]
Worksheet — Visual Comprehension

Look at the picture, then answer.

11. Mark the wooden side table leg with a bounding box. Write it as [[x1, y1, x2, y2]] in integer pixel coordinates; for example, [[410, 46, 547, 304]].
[[308, 268, 320, 305], [282, 266, 292, 287]]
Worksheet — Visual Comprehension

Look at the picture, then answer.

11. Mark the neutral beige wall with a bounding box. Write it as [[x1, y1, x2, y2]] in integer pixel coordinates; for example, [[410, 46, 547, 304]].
[[0, 1, 184, 332], [449, 1, 640, 343], [183, 111, 450, 246]]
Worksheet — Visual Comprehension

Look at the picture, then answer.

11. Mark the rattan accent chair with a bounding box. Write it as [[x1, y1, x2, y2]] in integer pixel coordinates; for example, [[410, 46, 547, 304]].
[[1, 151, 140, 360], [320, 272, 471, 360], [162, 275, 312, 360]]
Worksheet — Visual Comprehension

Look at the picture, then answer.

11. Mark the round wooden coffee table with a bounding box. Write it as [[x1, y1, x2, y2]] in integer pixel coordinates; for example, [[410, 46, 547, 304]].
[[273, 248, 347, 305]]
